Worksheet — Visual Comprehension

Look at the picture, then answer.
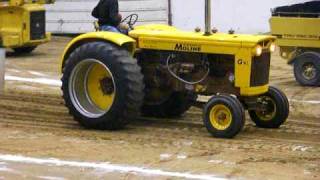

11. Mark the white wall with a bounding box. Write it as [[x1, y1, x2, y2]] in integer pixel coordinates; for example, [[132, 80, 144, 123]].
[[172, 0, 308, 33], [46, 0, 168, 34]]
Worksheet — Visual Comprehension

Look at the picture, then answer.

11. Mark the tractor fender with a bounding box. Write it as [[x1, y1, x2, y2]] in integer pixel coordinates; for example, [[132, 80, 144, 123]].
[[60, 32, 136, 72], [288, 56, 297, 65], [287, 50, 301, 65], [290, 51, 320, 64]]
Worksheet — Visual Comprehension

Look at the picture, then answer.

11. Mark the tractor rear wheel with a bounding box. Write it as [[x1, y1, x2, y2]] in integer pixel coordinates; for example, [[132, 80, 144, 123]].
[[293, 52, 320, 86], [141, 92, 196, 118], [13, 46, 37, 54], [61, 42, 144, 130]]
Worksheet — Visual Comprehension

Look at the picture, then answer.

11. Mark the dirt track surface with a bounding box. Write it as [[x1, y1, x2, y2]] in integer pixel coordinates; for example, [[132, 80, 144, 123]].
[[0, 37, 319, 180]]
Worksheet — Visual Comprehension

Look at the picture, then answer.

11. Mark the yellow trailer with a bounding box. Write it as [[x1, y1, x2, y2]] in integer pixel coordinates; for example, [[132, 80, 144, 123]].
[[270, 2, 320, 86], [0, 0, 54, 54]]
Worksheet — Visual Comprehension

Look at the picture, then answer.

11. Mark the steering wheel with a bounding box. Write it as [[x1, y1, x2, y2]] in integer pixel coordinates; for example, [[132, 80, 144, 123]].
[[121, 14, 139, 29]]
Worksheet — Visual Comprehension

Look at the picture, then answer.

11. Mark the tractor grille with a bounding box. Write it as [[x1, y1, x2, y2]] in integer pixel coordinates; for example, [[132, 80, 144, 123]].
[[30, 11, 46, 40], [250, 52, 271, 87]]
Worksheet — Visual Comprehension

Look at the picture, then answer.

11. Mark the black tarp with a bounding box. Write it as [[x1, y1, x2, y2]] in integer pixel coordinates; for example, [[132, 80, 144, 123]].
[[272, 1, 320, 17]]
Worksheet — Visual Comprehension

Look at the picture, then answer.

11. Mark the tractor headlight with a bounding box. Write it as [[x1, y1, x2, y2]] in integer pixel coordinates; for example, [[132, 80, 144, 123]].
[[255, 45, 263, 56], [269, 43, 276, 53]]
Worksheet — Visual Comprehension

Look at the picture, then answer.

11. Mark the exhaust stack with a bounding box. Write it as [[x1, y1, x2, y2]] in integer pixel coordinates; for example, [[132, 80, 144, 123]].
[[204, 0, 212, 35]]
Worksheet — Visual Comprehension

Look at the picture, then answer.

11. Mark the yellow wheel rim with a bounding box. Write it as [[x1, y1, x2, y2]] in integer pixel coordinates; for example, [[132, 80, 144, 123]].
[[87, 63, 115, 110], [69, 59, 115, 118], [209, 105, 232, 130], [255, 96, 277, 121]]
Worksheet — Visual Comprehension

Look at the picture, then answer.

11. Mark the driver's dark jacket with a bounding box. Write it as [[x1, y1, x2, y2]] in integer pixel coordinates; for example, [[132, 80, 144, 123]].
[[92, 0, 121, 26]]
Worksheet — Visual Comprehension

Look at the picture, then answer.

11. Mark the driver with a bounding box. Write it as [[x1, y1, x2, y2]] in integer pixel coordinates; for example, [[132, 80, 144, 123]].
[[92, 0, 124, 32]]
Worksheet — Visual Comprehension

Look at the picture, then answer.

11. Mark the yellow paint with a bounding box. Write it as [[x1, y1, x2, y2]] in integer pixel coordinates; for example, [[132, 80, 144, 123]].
[[129, 24, 273, 96], [276, 38, 320, 49], [240, 85, 269, 96], [60, 32, 136, 71], [0, 1, 52, 48], [87, 63, 115, 110], [63, 24, 274, 96], [209, 104, 232, 131], [9, 0, 23, 6], [270, 16, 320, 61], [130, 24, 275, 53], [270, 17, 320, 41], [234, 48, 252, 88], [133, 24, 179, 32]]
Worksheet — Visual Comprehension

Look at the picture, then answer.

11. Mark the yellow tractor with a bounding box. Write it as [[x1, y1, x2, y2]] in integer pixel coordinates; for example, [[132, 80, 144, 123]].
[[270, 1, 320, 86], [60, 0, 289, 138], [0, 0, 54, 54]]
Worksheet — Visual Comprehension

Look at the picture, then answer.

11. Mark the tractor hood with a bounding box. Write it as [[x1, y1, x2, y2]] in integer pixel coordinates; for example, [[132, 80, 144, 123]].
[[129, 24, 275, 54]]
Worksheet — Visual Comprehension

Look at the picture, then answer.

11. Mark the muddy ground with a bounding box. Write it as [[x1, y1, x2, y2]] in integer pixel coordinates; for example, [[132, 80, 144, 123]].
[[0, 37, 319, 180]]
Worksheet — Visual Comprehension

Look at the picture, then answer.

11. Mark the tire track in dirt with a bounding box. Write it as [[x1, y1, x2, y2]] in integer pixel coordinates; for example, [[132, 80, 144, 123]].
[[185, 108, 320, 126], [0, 99, 68, 117], [132, 118, 320, 145], [0, 92, 63, 104], [2, 119, 318, 155], [1, 92, 318, 136], [287, 119, 320, 128], [0, 92, 319, 154]]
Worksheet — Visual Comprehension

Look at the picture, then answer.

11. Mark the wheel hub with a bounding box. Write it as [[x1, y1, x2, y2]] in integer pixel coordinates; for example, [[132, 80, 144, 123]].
[[100, 77, 114, 95], [218, 112, 227, 122], [256, 96, 276, 121], [209, 105, 232, 130], [302, 63, 317, 80], [68, 59, 116, 118]]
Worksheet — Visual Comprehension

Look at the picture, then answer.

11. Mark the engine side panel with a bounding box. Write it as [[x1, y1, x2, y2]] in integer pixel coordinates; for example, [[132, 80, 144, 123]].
[[137, 50, 240, 97]]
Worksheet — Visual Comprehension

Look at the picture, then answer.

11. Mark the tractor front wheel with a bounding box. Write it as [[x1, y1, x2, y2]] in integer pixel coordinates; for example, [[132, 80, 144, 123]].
[[13, 46, 37, 54], [61, 42, 144, 130], [203, 95, 245, 138], [249, 86, 289, 128]]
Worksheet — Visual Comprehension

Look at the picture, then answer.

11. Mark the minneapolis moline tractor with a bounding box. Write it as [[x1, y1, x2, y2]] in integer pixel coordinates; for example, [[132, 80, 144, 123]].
[[60, 0, 289, 138], [0, 0, 54, 54]]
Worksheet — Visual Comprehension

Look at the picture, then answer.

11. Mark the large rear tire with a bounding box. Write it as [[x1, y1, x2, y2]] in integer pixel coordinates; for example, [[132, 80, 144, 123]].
[[249, 86, 289, 128], [141, 92, 196, 118], [61, 42, 144, 130], [293, 52, 320, 86]]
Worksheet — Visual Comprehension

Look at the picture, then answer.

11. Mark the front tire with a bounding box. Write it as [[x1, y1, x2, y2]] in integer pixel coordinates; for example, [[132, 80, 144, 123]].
[[13, 46, 37, 54], [293, 52, 320, 86], [249, 86, 289, 128], [203, 95, 245, 138], [61, 42, 144, 130]]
